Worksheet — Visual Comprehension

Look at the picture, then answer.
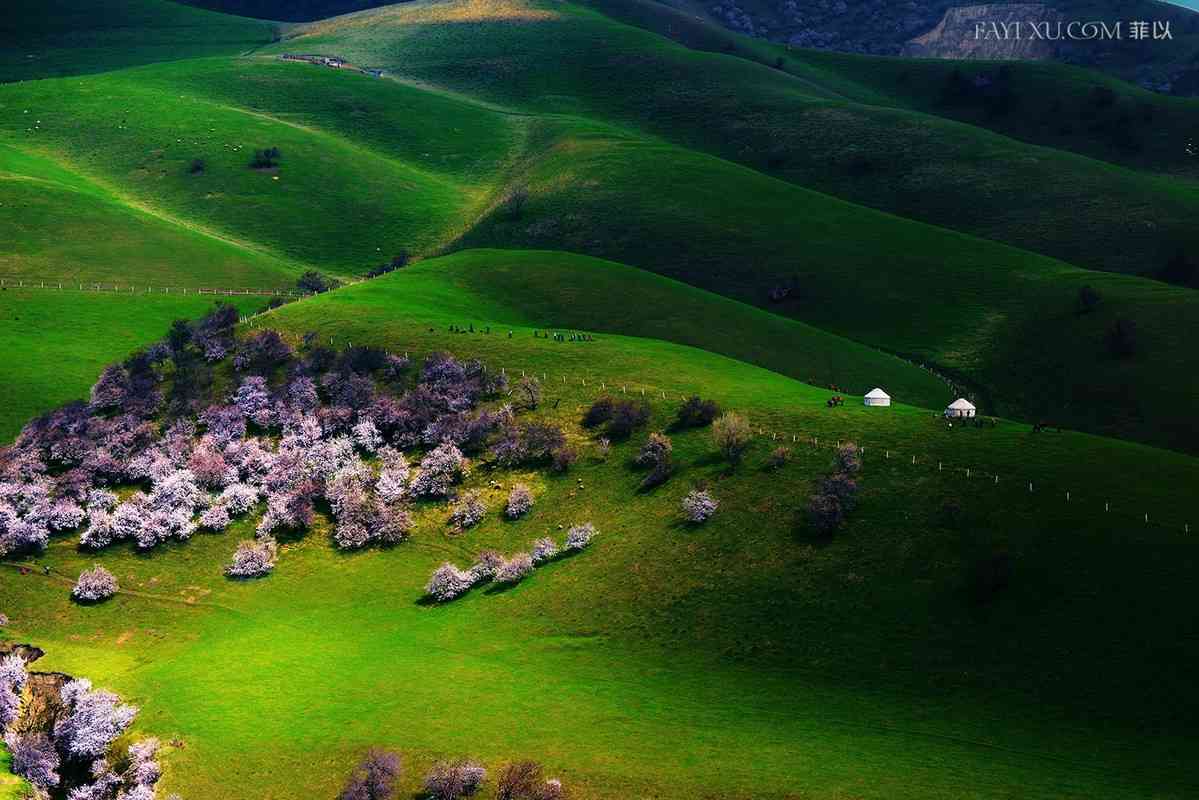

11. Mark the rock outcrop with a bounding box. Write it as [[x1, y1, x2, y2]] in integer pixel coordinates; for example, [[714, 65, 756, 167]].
[[903, 4, 1064, 60]]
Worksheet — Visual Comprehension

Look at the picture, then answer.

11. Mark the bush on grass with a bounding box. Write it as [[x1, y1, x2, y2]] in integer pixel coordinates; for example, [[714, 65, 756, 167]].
[[72, 566, 118, 602]]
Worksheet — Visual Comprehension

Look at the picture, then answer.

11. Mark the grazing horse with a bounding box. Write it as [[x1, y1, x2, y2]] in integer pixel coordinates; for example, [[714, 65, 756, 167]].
[[826, 395, 844, 408]]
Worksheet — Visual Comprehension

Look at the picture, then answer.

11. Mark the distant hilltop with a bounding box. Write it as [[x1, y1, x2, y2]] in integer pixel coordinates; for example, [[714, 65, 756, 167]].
[[903, 4, 1064, 60]]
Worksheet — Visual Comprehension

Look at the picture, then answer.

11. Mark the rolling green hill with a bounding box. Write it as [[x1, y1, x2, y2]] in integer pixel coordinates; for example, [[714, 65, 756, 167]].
[[0, 0, 276, 82], [0, 60, 506, 275], [9, 0, 1199, 278], [456, 118, 1199, 451], [4, 280, 1198, 800], [0, 247, 950, 443], [585, 0, 1199, 174], [272, 0, 1199, 278], [2, 31, 1198, 450], [3, 2, 1199, 800], [0, 289, 264, 442], [0, 142, 303, 287], [283, 248, 951, 405]]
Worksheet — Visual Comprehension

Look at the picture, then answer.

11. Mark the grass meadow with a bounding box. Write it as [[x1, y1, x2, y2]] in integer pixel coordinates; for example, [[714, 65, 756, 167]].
[[2, 2, 1199, 798], [4, 276, 1199, 797]]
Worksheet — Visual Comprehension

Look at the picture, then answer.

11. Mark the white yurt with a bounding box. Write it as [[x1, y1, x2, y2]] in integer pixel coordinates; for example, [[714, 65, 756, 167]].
[[863, 388, 891, 407], [945, 398, 977, 418]]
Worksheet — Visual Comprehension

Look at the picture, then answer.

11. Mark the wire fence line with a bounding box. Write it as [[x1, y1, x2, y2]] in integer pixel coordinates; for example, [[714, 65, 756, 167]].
[[1, 282, 1189, 535], [0, 277, 309, 298], [476, 366, 1194, 537], [255, 328, 1194, 536]]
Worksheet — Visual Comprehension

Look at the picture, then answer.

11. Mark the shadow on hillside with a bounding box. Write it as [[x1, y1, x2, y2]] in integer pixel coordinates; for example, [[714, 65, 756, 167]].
[[482, 548, 584, 595]]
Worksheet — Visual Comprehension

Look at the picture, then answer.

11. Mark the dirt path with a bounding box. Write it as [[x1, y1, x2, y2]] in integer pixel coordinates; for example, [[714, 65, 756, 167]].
[[1, 561, 244, 614]]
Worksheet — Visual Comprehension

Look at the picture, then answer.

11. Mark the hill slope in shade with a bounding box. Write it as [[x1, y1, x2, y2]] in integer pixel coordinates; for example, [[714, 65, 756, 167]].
[[0, 0, 276, 82], [582, 0, 1199, 177], [285, 248, 952, 405], [457, 118, 1199, 452]]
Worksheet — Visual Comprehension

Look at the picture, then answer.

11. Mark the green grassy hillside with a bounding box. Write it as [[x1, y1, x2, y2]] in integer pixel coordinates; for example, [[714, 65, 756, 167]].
[[0, 246, 950, 441], [794, 48, 1199, 173], [0, 60, 508, 275], [0, 0, 276, 82], [273, 0, 1199, 277], [4, 282, 1198, 799], [9, 0, 1199, 278], [0, 143, 303, 287], [457, 119, 1199, 451], [2, 2, 1198, 800], [291, 248, 951, 405], [589, 0, 1199, 162], [4, 41, 1198, 449], [0, 290, 263, 441]]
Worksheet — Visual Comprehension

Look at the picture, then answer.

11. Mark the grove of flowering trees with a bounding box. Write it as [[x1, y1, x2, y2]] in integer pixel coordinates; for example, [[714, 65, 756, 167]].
[[496, 760, 564, 800], [4, 730, 59, 790], [0, 332, 528, 581], [636, 432, 673, 489], [424, 760, 486, 800], [494, 553, 534, 584], [338, 748, 401, 800], [0, 650, 162, 800], [226, 537, 278, 578], [0, 654, 26, 729], [425, 562, 474, 602], [425, 524, 596, 602], [410, 442, 469, 498], [564, 522, 596, 551], [531, 537, 558, 564], [55, 678, 138, 760], [505, 484, 534, 519], [448, 491, 487, 531]]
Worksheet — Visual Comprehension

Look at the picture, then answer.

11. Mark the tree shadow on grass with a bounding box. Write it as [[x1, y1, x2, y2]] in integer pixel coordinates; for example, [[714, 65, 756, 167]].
[[482, 579, 523, 596], [482, 548, 584, 595], [667, 518, 707, 533], [692, 452, 727, 470], [69, 595, 115, 606]]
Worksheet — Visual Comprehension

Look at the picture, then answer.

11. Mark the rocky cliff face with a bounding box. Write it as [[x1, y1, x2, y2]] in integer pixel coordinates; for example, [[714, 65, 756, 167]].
[[903, 4, 1064, 60], [696, 0, 1199, 94]]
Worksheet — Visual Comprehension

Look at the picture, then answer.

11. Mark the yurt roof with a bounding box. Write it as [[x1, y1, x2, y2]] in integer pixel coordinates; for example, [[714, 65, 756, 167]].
[[864, 388, 890, 399], [947, 398, 976, 409]]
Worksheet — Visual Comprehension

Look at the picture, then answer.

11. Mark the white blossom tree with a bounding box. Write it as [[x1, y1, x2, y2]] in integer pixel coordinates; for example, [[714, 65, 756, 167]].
[[505, 484, 534, 519], [72, 566, 118, 602], [53, 678, 138, 760], [565, 522, 596, 551], [681, 490, 719, 523], [425, 562, 473, 602]]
